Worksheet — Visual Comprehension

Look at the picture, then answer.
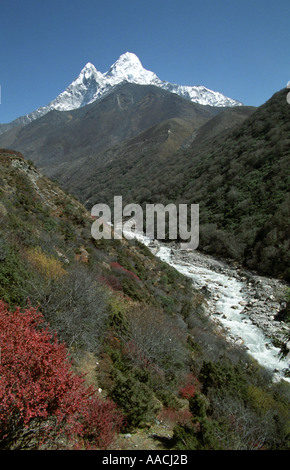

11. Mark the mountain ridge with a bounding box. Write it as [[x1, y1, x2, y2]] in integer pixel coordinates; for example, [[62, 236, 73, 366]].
[[0, 82, 225, 179], [0, 52, 242, 135], [61, 87, 289, 281]]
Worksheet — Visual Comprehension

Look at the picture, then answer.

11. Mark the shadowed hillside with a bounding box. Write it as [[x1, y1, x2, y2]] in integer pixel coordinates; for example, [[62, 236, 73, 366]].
[[63, 88, 289, 280], [55, 105, 254, 206], [0, 83, 223, 181]]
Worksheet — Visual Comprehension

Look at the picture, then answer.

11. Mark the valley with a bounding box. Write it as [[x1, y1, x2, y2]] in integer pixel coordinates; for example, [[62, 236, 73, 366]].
[[0, 52, 289, 451], [136, 235, 290, 382]]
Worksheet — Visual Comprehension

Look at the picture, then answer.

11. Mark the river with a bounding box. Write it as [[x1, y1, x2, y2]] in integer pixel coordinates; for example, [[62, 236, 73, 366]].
[[131, 233, 290, 383]]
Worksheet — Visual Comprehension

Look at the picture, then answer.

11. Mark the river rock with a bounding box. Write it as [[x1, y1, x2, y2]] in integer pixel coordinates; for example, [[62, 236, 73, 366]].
[[138, 235, 290, 382]]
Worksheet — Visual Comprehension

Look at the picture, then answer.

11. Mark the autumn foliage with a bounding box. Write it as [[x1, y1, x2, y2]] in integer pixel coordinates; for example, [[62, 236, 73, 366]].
[[0, 301, 123, 449], [26, 246, 67, 280], [179, 373, 200, 400], [158, 407, 193, 427], [110, 262, 141, 281]]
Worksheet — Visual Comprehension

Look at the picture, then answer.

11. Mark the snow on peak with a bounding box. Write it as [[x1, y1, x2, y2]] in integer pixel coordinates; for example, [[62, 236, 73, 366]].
[[82, 61, 97, 70], [80, 62, 97, 72], [105, 52, 159, 85], [110, 52, 142, 68], [78, 62, 99, 79], [16, 52, 242, 126]]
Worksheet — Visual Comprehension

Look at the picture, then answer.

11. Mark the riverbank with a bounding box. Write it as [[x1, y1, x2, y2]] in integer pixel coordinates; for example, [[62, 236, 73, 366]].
[[137, 236, 290, 383]]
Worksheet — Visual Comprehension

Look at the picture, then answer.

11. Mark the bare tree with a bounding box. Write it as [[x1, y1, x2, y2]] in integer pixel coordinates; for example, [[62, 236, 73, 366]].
[[120, 304, 188, 381], [208, 391, 276, 450], [26, 264, 110, 353]]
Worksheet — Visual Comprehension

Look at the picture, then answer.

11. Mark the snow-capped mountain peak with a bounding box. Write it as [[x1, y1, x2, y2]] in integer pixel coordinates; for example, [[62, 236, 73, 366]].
[[0, 52, 242, 134], [78, 62, 100, 80], [106, 52, 143, 75], [81, 61, 97, 71], [105, 52, 159, 85], [24, 62, 105, 120], [40, 52, 242, 113]]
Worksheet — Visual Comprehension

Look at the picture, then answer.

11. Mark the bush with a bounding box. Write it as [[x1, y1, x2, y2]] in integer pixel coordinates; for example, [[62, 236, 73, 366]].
[[179, 373, 199, 400], [121, 277, 145, 301], [207, 391, 279, 450], [0, 301, 122, 449], [121, 304, 188, 381], [155, 390, 181, 410], [110, 372, 160, 429], [0, 241, 28, 306], [199, 360, 248, 399], [26, 265, 110, 354], [26, 246, 67, 280], [172, 412, 223, 450], [158, 408, 192, 428], [179, 384, 196, 400], [189, 392, 208, 420]]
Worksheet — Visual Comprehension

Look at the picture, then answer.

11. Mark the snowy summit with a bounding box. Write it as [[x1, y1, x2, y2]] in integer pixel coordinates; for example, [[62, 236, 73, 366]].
[[7, 52, 243, 127], [105, 52, 160, 85]]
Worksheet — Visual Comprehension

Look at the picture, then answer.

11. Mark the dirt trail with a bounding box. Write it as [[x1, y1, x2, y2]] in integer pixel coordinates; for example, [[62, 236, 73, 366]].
[[114, 422, 175, 451]]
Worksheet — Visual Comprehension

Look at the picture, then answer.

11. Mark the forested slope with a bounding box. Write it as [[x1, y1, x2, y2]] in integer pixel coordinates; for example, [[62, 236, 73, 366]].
[[73, 88, 289, 280], [0, 149, 289, 450]]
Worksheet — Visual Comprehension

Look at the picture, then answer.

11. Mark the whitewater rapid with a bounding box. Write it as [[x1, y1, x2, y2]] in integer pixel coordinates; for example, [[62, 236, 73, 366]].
[[132, 233, 290, 383]]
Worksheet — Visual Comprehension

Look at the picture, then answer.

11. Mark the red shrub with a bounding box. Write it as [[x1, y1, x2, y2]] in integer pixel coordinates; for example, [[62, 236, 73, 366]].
[[158, 407, 192, 427], [99, 274, 123, 291], [110, 262, 141, 281], [179, 384, 196, 400], [0, 301, 123, 449], [179, 373, 200, 400]]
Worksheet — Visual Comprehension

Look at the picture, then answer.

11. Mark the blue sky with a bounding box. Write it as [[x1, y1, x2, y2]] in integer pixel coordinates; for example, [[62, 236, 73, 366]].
[[1, 0, 289, 123]]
